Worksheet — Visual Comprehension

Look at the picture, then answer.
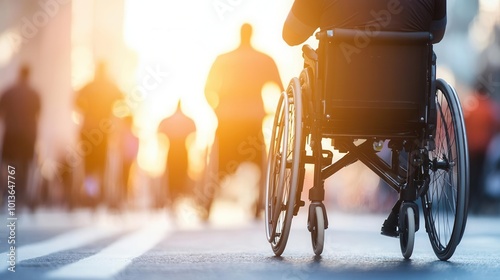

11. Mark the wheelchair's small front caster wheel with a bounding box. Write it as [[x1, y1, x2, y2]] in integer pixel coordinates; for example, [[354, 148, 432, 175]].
[[399, 203, 417, 259], [308, 203, 327, 256]]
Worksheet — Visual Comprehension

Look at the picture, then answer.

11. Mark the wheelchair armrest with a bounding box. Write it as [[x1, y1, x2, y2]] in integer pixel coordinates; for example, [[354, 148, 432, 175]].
[[302, 44, 318, 61], [316, 28, 432, 45]]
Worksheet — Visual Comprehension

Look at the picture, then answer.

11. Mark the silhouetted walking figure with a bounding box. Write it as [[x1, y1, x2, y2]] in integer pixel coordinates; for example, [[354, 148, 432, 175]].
[[104, 114, 139, 210], [118, 115, 139, 206], [158, 101, 196, 208], [0, 65, 41, 208], [75, 62, 122, 207], [204, 23, 283, 218]]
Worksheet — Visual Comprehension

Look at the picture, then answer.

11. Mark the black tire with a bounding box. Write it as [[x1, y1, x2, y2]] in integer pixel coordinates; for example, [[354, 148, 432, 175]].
[[400, 206, 415, 259], [422, 79, 469, 261], [311, 206, 325, 256], [265, 77, 303, 256]]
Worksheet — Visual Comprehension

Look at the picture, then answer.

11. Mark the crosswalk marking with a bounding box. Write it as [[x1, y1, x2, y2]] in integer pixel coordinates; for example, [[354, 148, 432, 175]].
[[47, 222, 171, 279], [0, 225, 123, 272], [0, 208, 244, 277]]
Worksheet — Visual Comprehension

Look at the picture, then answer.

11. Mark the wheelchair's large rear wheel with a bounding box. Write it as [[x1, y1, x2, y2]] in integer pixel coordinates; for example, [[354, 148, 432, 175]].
[[265, 78, 303, 256], [422, 79, 469, 261]]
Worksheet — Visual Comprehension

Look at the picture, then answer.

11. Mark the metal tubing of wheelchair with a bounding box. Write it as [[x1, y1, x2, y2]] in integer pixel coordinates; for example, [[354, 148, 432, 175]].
[[321, 151, 358, 179], [309, 56, 325, 203], [347, 141, 404, 192], [391, 148, 401, 175], [310, 132, 326, 202], [400, 154, 419, 202], [302, 45, 318, 62]]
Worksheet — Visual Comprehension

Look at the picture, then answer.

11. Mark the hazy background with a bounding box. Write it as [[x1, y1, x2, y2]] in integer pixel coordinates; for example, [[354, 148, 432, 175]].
[[0, 0, 498, 216]]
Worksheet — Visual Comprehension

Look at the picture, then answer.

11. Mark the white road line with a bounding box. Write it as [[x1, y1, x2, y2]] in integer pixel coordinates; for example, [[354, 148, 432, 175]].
[[47, 222, 171, 279], [0, 225, 123, 272]]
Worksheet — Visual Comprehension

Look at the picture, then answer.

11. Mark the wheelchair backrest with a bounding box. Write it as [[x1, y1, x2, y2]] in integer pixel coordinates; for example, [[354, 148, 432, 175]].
[[316, 29, 433, 136]]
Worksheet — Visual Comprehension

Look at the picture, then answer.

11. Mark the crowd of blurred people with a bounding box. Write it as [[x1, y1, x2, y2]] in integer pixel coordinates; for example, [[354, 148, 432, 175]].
[[0, 62, 141, 212], [0, 23, 281, 221], [1, 1, 500, 219]]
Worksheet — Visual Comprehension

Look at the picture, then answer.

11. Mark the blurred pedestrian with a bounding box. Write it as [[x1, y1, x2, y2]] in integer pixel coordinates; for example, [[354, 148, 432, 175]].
[[75, 61, 123, 208], [475, 24, 500, 102], [468, 22, 500, 214], [204, 23, 283, 219], [482, 133, 500, 214], [0, 65, 41, 209], [464, 88, 498, 214], [158, 100, 196, 210], [118, 115, 139, 206], [105, 114, 139, 210]]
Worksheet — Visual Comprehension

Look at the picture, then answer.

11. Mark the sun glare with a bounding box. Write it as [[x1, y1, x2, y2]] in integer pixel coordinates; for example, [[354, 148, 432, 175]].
[[122, 0, 297, 176]]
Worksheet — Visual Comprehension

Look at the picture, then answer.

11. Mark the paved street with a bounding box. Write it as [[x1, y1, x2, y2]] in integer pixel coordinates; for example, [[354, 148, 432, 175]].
[[1, 202, 500, 280]]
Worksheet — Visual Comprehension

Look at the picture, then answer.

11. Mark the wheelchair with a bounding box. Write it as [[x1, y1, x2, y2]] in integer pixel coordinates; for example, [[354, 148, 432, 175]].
[[265, 29, 469, 260]]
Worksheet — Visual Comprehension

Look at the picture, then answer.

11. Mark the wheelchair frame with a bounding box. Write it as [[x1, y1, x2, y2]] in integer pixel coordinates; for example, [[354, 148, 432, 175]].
[[265, 28, 469, 260]]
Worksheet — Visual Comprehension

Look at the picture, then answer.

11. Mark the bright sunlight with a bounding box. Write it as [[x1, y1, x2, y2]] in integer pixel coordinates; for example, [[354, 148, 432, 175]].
[[122, 0, 301, 177]]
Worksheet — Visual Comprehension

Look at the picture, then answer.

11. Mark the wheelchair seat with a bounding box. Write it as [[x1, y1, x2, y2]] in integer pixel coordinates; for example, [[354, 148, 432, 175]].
[[315, 29, 434, 137]]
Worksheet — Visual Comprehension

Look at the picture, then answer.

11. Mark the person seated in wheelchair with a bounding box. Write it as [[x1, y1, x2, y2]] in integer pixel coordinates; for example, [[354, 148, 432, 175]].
[[283, 0, 446, 46], [283, 0, 446, 237]]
